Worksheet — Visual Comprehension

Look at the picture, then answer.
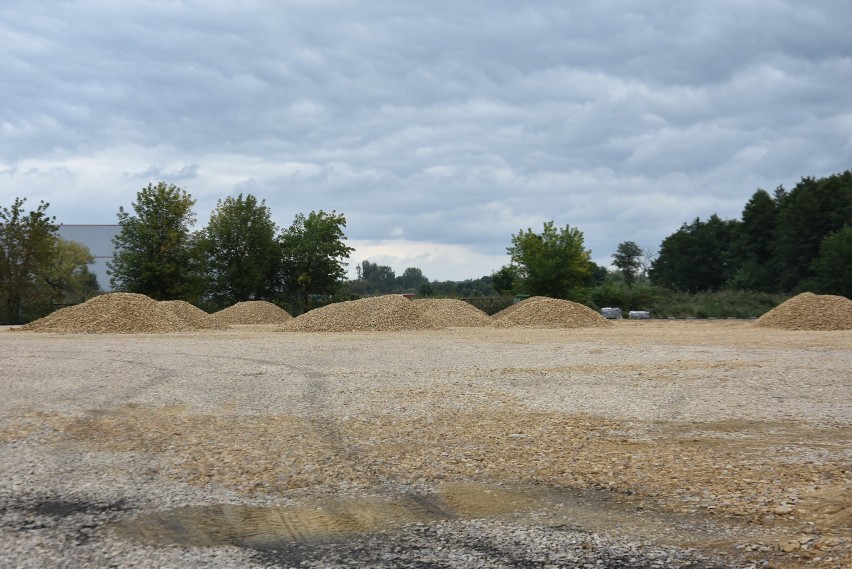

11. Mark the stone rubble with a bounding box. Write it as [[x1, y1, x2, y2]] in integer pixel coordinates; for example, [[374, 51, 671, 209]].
[[755, 292, 852, 331], [413, 298, 492, 328], [492, 296, 613, 329], [159, 300, 229, 330], [281, 295, 440, 332], [18, 293, 200, 334]]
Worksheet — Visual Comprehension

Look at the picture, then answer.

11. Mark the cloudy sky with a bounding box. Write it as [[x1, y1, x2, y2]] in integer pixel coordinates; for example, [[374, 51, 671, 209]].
[[2, 1, 851, 281]]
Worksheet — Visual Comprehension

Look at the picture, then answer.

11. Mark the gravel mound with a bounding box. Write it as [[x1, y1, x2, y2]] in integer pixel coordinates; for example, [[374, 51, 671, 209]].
[[159, 301, 228, 330], [18, 293, 195, 333], [755, 292, 852, 330], [283, 295, 439, 332], [491, 296, 613, 329], [412, 299, 492, 328], [210, 301, 292, 325]]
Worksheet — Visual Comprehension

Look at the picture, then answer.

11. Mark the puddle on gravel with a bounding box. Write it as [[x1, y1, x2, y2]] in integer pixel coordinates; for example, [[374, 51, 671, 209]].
[[112, 483, 553, 548], [112, 481, 780, 560]]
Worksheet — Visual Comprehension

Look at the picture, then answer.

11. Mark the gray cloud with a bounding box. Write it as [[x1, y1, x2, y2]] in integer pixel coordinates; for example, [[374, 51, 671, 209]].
[[2, 1, 851, 279]]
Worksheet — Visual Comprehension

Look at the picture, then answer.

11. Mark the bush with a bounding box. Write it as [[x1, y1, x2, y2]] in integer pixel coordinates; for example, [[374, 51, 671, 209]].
[[644, 289, 788, 318], [589, 282, 787, 318]]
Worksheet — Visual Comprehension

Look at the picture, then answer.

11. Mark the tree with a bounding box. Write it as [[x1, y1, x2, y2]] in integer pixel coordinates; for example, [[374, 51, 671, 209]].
[[612, 241, 643, 286], [361, 260, 397, 293], [0, 198, 58, 323], [585, 260, 610, 287], [491, 265, 517, 295], [417, 281, 435, 296], [280, 210, 354, 312], [397, 267, 428, 291], [650, 215, 739, 292], [772, 171, 852, 291], [108, 182, 203, 300], [507, 221, 591, 298], [43, 238, 100, 302], [350, 260, 396, 294], [639, 247, 657, 284], [811, 226, 852, 298], [729, 189, 780, 291], [199, 194, 280, 306]]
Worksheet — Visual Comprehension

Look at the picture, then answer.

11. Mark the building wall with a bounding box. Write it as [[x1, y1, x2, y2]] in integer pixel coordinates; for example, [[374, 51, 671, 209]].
[[57, 225, 120, 291]]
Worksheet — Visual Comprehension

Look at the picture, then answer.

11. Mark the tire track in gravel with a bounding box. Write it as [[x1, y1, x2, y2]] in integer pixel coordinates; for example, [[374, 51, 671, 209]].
[[292, 364, 393, 493]]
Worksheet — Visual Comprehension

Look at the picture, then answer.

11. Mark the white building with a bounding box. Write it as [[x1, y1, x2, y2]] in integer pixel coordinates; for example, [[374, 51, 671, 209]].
[[57, 225, 120, 291]]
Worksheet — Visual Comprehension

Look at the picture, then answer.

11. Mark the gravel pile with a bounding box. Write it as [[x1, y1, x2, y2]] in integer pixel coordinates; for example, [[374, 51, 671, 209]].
[[282, 295, 438, 332], [210, 301, 292, 325], [159, 301, 228, 330], [755, 292, 852, 330], [17, 293, 198, 334], [412, 298, 492, 328], [491, 295, 613, 328]]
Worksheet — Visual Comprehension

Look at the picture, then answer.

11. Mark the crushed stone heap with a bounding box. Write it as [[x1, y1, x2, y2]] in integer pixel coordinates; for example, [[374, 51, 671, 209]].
[[755, 292, 852, 331], [491, 296, 613, 329], [159, 300, 228, 330], [412, 298, 492, 328], [210, 301, 292, 325], [282, 295, 439, 332], [18, 293, 206, 333]]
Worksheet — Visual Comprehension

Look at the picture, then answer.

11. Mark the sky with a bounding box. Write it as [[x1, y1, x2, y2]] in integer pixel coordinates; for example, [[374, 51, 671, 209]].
[[2, 1, 851, 281]]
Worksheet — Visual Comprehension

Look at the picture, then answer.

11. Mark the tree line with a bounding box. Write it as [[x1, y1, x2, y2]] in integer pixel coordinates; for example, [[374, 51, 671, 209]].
[[650, 170, 851, 298], [107, 182, 353, 314], [3, 169, 849, 323], [1, 183, 355, 323], [487, 170, 850, 313], [348, 261, 499, 298], [361, 169, 850, 303]]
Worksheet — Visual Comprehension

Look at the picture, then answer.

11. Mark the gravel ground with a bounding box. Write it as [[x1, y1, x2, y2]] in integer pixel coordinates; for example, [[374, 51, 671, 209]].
[[1, 321, 850, 568]]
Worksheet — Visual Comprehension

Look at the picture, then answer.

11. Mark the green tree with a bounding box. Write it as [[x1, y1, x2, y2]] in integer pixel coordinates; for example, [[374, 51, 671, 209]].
[[280, 210, 354, 312], [0, 198, 58, 323], [108, 182, 203, 300], [43, 238, 100, 302], [360, 260, 397, 293], [199, 194, 280, 306], [507, 221, 591, 298], [729, 189, 780, 291], [582, 261, 609, 287], [811, 226, 852, 298], [650, 215, 739, 292], [397, 267, 428, 291], [773, 171, 852, 291], [612, 241, 643, 286], [417, 281, 435, 296], [350, 260, 397, 295], [491, 265, 517, 295]]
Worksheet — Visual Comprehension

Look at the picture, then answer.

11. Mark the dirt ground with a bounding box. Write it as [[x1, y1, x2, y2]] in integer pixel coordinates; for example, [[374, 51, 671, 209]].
[[1, 321, 850, 568]]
